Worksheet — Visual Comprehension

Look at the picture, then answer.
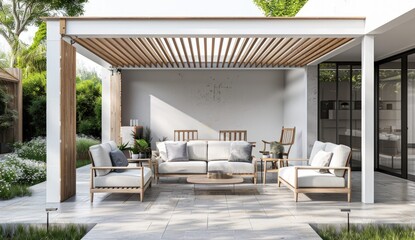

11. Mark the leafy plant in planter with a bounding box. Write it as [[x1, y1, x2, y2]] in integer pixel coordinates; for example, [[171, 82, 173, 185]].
[[118, 142, 131, 158], [131, 139, 150, 159], [270, 142, 284, 158]]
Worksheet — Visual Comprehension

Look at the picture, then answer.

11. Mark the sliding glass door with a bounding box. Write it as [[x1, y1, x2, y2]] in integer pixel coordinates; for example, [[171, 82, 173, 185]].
[[408, 53, 415, 179]]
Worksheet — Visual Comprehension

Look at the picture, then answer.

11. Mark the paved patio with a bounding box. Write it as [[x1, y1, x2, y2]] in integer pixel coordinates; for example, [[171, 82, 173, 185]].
[[1, 165, 415, 239]]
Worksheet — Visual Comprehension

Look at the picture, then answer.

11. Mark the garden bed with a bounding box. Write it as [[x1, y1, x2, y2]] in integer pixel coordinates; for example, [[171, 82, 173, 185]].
[[0, 223, 94, 240], [311, 223, 415, 240]]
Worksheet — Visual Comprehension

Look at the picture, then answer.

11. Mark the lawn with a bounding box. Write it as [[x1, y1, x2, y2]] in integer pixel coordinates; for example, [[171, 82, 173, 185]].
[[314, 224, 415, 240]]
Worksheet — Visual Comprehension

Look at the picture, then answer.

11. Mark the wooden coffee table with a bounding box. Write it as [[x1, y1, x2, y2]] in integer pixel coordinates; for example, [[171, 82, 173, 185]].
[[187, 175, 244, 192]]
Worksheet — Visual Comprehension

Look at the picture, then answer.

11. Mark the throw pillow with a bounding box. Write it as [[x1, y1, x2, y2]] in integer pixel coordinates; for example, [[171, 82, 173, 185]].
[[310, 150, 333, 173], [228, 142, 252, 163], [109, 149, 129, 173], [165, 142, 189, 161]]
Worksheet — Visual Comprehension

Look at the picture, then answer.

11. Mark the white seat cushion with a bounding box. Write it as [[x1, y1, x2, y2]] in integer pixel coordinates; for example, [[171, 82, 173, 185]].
[[329, 145, 351, 176], [94, 167, 152, 187], [158, 161, 207, 174], [208, 161, 254, 174], [207, 141, 231, 161], [279, 166, 346, 188], [309, 141, 326, 165], [187, 141, 208, 161], [89, 144, 112, 176]]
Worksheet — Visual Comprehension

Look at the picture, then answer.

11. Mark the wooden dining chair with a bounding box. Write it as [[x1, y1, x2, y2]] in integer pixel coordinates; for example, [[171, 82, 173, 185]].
[[174, 130, 198, 141], [219, 130, 247, 141], [260, 127, 296, 183]]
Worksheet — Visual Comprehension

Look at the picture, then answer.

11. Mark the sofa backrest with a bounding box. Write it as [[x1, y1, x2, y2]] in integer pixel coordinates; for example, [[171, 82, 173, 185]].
[[309, 140, 351, 177], [187, 141, 208, 161], [89, 144, 113, 176], [207, 141, 232, 161]]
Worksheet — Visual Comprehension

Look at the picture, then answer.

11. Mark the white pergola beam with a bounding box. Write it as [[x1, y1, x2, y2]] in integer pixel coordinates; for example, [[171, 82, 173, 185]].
[[361, 35, 375, 204], [51, 18, 365, 38]]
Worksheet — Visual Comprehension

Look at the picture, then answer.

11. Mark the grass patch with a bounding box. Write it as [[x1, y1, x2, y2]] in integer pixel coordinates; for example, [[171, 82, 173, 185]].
[[0, 184, 31, 200], [314, 224, 415, 240], [0, 224, 88, 240], [76, 159, 91, 168]]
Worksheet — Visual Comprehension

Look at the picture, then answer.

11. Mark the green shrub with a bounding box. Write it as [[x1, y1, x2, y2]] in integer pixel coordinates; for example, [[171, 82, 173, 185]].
[[13, 137, 47, 162], [76, 79, 102, 138], [0, 224, 87, 240], [27, 95, 46, 137], [76, 135, 100, 160]]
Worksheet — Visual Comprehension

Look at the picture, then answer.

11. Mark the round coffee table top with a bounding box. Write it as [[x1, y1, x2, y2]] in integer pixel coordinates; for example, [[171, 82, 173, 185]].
[[187, 175, 244, 184]]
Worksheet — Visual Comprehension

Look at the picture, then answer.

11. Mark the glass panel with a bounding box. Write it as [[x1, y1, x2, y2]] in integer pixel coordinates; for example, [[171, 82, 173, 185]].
[[408, 54, 415, 177], [337, 65, 351, 144], [378, 59, 402, 175], [319, 63, 337, 143], [351, 65, 362, 170]]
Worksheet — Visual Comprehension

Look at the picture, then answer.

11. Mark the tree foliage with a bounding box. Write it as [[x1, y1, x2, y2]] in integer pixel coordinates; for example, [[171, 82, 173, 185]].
[[0, 84, 17, 131], [0, 0, 88, 67], [76, 77, 102, 137], [253, 0, 308, 17]]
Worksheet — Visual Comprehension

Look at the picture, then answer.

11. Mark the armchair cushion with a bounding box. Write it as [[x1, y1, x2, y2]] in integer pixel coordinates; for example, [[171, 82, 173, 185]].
[[310, 150, 333, 173], [89, 144, 112, 176], [94, 167, 152, 187], [309, 141, 326, 165], [109, 149, 129, 172], [228, 141, 252, 163], [329, 145, 351, 176], [165, 142, 189, 161], [279, 166, 346, 188]]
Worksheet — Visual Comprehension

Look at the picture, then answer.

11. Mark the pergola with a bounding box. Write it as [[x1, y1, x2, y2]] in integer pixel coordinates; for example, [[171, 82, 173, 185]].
[[45, 17, 375, 203]]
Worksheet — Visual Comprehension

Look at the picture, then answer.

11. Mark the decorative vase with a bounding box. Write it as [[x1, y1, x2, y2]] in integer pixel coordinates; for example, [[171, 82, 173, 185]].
[[131, 153, 139, 159]]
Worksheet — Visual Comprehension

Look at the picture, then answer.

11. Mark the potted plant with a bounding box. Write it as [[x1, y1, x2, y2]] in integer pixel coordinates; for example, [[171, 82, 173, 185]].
[[131, 139, 150, 159], [118, 142, 131, 158], [270, 142, 284, 159]]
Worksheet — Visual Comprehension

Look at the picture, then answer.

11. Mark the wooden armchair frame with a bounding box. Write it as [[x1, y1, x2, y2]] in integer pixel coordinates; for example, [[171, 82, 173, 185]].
[[89, 152, 152, 202], [219, 130, 247, 141], [174, 130, 198, 141]]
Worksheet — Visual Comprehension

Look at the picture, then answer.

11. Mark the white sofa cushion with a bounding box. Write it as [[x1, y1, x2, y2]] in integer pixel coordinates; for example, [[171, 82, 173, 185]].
[[107, 141, 118, 151], [329, 145, 351, 176], [89, 144, 113, 176], [187, 141, 208, 161], [208, 161, 255, 174], [158, 161, 207, 174], [309, 141, 326, 165], [165, 142, 189, 161], [207, 141, 231, 161], [310, 150, 333, 173], [94, 167, 152, 187], [156, 141, 176, 161], [279, 166, 346, 188]]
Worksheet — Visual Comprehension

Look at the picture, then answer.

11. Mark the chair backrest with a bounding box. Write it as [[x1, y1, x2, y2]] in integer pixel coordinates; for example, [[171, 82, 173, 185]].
[[279, 127, 296, 157], [174, 130, 198, 141], [219, 130, 247, 141]]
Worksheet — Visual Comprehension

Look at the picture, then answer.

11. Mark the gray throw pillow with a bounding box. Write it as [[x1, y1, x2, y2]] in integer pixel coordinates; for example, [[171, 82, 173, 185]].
[[109, 149, 129, 172], [165, 142, 189, 161], [228, 142, 252, 163]]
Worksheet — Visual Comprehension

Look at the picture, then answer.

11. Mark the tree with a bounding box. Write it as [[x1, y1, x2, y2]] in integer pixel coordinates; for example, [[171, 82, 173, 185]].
[[253, 0, 308, 17], [0, 0, 88, 67], [0, 84, 17, 131]]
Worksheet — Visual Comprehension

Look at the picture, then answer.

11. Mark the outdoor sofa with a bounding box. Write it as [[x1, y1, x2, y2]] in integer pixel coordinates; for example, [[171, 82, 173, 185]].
[[278, 141, 352, 202], [154, 141, 257, 183], [88, 141, 153, 202]]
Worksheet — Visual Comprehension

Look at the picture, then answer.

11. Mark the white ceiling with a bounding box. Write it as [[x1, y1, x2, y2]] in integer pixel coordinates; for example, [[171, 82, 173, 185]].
[[328, 15, 415, 62]]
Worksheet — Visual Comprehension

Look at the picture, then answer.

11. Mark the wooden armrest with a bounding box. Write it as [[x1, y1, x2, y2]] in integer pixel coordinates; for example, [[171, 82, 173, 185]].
[[294, 166, 350, 170], [261, 140, 271, 144], [91, 166, 143, 170]]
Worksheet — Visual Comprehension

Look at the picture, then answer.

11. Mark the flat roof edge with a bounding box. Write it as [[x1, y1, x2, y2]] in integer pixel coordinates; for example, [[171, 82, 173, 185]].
[[41, 16, 366, 21]]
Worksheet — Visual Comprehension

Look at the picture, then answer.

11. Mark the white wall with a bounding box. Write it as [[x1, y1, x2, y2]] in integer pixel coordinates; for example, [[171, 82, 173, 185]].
[[121, 70, 285, 157], [283, 68, 309, 159]]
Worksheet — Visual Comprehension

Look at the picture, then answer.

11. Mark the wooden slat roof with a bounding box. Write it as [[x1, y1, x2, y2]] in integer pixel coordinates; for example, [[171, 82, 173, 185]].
[[73, 37, 353, 69]]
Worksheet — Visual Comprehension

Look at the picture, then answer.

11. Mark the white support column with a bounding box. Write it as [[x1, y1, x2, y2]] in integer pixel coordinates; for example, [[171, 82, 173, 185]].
[[102, 69, 112, 143], [46, 20, 61, 203], [361, 35, 375, 203]]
